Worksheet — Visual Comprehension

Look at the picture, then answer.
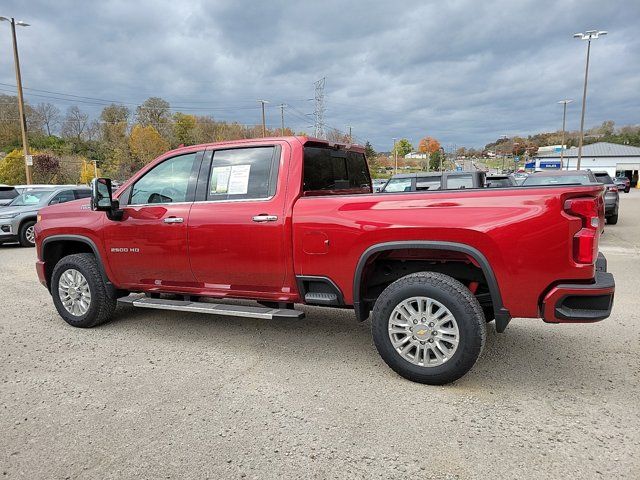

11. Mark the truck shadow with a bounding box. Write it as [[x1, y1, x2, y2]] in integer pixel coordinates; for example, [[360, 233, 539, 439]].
[[104, 302, 617, 392]]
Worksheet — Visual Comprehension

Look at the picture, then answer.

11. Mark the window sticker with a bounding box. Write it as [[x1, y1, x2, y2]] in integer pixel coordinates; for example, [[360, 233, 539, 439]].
[[227, 165, 251, 195], [211, 166, 231, 194]]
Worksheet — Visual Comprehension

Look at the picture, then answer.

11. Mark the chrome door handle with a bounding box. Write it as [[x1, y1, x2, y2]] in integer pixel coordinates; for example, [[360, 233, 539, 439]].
[[163, 217, 184, 224], [252, 215, 278, 222]]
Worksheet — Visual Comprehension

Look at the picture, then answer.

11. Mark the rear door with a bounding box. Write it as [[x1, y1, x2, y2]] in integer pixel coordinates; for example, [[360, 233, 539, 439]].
[[188, 144, 289, 295]]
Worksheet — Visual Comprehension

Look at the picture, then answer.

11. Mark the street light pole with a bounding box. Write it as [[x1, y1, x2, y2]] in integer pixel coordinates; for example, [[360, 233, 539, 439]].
[[392, 138, 398, 174], [278, 104, 286, 136], [1, 16, 32, 184], [557, 99, 573, 170], [574, 30, 607, 170]]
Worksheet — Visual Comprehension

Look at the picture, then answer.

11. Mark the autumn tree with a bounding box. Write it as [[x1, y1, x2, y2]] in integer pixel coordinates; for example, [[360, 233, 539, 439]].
[[129, 124, 170, 168], [136, 97, 172, 138], [33, 153, 61, 184], [392, 138, 413, 157], [0, 149, 26, 184], [173, 112, 197, 146]]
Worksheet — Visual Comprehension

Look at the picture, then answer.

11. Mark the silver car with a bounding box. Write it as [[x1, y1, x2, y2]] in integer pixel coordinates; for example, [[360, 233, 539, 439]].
[[0, 187, 91, 247]]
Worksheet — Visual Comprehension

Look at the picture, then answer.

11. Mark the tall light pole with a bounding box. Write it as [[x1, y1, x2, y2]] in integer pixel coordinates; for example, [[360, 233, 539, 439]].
[[574, 30, 607, 170], [346, 125, 352, 143], [392, 138, 398, 174], [557, 99, 573, 170], [257, 100, 269, 137], [0, 16, 32, 184]]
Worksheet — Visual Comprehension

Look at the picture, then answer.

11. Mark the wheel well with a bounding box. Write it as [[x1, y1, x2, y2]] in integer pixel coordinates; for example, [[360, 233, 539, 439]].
[[42, 240, 94, 289], [18, 216, 37, 231], [356, 248, 494, 321]]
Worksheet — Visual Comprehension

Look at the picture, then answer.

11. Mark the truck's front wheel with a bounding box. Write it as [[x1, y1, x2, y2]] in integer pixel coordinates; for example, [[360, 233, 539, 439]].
[[371, 272, 486, 385], [51, 253, 117, 328]]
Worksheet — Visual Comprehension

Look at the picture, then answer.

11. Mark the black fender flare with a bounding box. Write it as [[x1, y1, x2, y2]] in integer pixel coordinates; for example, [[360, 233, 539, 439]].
[[352, 241, 511, 332], [41, 234, 117, 298]]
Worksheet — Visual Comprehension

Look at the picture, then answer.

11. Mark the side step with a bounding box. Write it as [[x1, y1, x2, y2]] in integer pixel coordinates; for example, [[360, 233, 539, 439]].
[[304, 292, 339, 305], [118, 294, 305, 320]]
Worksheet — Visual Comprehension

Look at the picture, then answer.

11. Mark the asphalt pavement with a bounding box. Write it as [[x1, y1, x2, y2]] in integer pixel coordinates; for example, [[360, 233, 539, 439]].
[[1, 191, 639, 479]]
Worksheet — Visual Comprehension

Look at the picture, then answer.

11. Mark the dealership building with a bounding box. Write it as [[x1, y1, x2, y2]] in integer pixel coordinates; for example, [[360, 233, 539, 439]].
[[533, 142, 640, 184]]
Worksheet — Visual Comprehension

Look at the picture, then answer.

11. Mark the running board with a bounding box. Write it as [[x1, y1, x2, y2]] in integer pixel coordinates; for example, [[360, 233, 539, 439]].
[[118, 294, 305, 320]]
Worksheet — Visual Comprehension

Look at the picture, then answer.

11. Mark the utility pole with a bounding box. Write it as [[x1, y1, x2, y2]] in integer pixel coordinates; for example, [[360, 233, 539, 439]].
[[392, 138, 398, 174], [1, 16, 32, 184], [93, 160, 98, 178], [278, 104, 286, 136], [257, 100, 269, 137], [574, 30, 607, 170], [347, 125, 352, 143], [313, 77, 326, 139], [557, 99, 573, 170]]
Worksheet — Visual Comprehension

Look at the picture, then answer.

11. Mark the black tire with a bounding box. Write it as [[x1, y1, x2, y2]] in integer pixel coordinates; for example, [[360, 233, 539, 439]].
[[51, 253, 117, 328], [18, 220, 36, 247], [371, 272, 486, 385], [607, 214, 618, 225]]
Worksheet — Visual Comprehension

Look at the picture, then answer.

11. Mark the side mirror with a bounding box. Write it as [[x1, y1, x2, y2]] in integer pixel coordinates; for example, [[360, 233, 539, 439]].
[[91, 178, 123, 220]]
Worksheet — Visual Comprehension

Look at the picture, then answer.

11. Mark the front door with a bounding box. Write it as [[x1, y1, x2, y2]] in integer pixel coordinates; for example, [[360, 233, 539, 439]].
[[188, 144, 289, 296], [102, 151, 201, 288]]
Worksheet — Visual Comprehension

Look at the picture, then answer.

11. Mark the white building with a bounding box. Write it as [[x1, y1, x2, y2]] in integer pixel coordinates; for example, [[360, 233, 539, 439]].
[[533, 142, 640, 181]]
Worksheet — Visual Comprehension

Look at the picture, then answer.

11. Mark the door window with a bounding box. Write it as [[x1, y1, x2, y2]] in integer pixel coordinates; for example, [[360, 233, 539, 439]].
[[207, 147, 278, 201], [74, 190, 92, 199], [130, 153, 198, 205], [49, 190, 76, 205], [416, 178, 441, 191]]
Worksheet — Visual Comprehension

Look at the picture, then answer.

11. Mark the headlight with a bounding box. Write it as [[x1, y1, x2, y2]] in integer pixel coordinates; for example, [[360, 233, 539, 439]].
[[0, 213, 18, 220]]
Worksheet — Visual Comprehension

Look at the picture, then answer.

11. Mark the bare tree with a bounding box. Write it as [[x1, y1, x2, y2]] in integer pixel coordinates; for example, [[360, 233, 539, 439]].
[[61, 106, 90, 141], [35, 102, 61, 136]]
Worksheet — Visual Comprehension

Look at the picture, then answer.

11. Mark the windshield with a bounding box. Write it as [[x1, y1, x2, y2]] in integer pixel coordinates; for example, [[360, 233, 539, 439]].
[[383, 178, 413, 192], [522, 175, 591, 186], [9, 190, 54, 206]]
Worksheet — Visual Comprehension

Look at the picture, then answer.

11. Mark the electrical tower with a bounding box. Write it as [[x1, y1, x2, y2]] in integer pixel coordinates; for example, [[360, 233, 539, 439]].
[[313, 77, 326, 139]]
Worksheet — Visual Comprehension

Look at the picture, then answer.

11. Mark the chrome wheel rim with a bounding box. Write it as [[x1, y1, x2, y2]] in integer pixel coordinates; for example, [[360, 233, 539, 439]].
[[388, 296, 460, 367], [58, 269, 91, 316], [25, 225, 35, 244]]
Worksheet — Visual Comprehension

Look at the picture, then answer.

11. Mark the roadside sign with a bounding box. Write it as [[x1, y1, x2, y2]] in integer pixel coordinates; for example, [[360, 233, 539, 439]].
[[514, 156, 520, 162], [456, 166, 463, 171], [26, 154, 33, 166]]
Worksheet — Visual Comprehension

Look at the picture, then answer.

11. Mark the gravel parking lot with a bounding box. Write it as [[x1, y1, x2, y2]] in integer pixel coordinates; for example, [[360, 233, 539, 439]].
[[1, 192, 639, 479]]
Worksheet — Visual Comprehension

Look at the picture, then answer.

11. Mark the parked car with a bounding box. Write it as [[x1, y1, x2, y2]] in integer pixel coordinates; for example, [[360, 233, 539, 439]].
[[486, 175, 517, 188], [372, 178, 388, 192], [592, 172, 620, 225], [381, 171, 486, 192], [35, 137, 614, 385], [521, 170, 597, 187], [0, 187, 91, 247], [614, 175, 631, 193], [0, 185, 19, 207]]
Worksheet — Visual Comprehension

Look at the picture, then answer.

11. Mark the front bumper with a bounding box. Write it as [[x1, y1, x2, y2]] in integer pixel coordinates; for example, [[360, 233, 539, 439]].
[[541, 253, 614, 323]]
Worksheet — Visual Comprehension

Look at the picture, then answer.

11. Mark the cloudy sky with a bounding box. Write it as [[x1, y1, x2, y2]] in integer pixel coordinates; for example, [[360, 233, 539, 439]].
[[1, 0, 638, 150]]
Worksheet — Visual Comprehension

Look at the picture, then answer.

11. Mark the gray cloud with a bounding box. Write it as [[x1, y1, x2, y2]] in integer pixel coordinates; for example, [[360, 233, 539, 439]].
[[1, 0, 638, 149]]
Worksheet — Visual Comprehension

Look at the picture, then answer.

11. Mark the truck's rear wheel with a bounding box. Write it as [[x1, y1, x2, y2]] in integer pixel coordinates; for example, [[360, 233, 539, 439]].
[[371, 272, 486, 385], [51, 253, 117, 328]]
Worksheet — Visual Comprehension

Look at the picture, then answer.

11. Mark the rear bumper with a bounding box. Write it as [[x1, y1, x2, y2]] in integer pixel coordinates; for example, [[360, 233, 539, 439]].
[[541, 253, 614, 323]]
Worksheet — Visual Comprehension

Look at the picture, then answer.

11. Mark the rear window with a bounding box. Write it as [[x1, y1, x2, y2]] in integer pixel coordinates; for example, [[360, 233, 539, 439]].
[[446, 174, 473, 189], [0, 187, 18, 200], [303, 147, 371, 193], [522, 174, 591, 186], [486, 178, 511, 188], [594, 173, 613, 184]]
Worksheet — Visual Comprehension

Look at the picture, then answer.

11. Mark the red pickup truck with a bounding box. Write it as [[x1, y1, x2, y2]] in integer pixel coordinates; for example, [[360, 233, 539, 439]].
[[34, 136, 615, 384]]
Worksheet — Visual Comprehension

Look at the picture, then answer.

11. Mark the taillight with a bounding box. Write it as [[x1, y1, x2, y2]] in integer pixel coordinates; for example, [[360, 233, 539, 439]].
[[564, 197, 599, 264], [606, 185, 618, 193]]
